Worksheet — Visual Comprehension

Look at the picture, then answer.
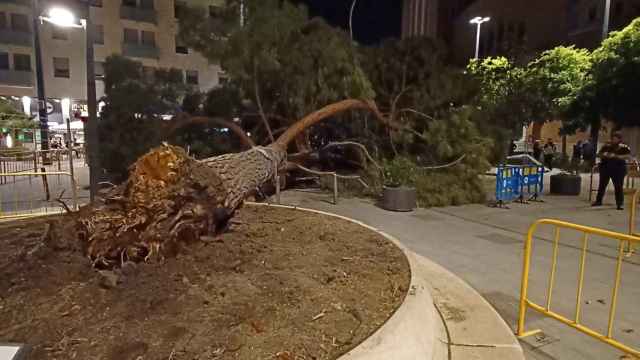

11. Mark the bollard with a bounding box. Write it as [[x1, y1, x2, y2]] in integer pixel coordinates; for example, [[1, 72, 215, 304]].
[[333, 173, 338, 205]]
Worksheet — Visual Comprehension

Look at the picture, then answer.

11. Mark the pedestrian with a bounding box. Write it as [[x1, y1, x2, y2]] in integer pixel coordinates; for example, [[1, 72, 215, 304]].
[[582, 139, 595, 168], [533, 140, 542, 162], [572, 140, 583, 168], [592, 132, 632, 210], [543, 138, 556, 170]]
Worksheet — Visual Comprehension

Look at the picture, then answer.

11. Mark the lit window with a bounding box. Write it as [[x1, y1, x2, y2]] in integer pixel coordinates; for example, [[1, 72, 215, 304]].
[[53, 57, 70, 78], [13, 54, 31, 72], [95, 62, 105, 79]]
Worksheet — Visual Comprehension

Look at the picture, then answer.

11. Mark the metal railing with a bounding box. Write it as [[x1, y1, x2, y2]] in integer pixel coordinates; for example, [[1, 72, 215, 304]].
[[0, 171, 78, 220], [0, 148, 85, 186], [517, 219, 640, 357], [628, 190, 640, 255]]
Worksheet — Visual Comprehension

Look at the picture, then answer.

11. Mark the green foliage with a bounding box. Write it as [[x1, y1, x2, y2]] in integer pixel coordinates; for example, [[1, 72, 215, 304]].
[[0, 98, 35, 129], [525, 46, 591, 121], [99, 55, 191, 179], [378, 107, 491, 207], [180, 0, 373, 133], [588, 18, 640, 126]]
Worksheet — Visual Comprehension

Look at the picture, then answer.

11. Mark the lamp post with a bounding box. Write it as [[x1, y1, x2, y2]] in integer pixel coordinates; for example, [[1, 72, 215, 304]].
[[469, 16, 491, 60], [602, 0, 611, 40], [31, 0, 50, 163], [40, 3, 98, 203], [349, 0, 357, 40]]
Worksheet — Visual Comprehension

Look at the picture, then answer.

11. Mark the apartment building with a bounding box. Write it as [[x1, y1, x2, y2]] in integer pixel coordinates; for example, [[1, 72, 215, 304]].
[[401, 0, 474, 43], [568, 0, 640, 49], [0, 0, 224, 124]]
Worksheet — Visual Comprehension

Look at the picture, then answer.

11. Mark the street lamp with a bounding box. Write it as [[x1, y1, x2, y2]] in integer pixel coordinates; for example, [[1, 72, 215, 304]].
[[602, 0, 611, 40], [40, 3, 99, 203], [349, 0, 357, 40], [469, 16, 491, 60]]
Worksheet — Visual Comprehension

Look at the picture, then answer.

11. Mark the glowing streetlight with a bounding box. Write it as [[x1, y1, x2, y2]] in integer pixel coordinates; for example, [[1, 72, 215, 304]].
[[44, 7, 78, 27], [469, 16, 491, 60]]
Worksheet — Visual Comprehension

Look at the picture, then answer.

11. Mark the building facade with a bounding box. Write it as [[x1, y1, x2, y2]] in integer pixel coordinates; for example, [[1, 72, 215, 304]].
[[451, 0, 570, 64], [0, 0, 223, 124], [401, 0, 474, 43], [568, 0, 640, 49]]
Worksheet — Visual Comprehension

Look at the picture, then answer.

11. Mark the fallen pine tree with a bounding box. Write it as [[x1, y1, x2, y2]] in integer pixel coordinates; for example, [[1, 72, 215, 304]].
[[77, 99, 392, 268]]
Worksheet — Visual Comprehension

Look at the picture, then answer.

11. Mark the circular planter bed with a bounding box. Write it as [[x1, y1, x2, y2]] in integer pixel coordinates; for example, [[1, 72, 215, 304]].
[[550, 173, 582, 195], [381, 186, 417, 212], [0, 206, 410, 360]]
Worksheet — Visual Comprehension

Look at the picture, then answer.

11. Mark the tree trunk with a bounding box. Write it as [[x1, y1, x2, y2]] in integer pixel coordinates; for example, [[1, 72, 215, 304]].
[[77, 99, 376, 267]]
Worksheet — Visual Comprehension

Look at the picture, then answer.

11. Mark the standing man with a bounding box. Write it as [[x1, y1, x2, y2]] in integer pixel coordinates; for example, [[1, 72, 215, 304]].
[[543, 138, 556, 170], [593, 132, 631, 210]]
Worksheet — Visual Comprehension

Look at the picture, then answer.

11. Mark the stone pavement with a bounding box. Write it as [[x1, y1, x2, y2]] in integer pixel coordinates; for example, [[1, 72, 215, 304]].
[[276, 185, 640, 360]]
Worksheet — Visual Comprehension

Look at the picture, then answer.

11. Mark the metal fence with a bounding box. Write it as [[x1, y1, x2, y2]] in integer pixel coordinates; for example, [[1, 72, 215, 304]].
[[0, 171, 78, 220], [517, 219, 640, 357]]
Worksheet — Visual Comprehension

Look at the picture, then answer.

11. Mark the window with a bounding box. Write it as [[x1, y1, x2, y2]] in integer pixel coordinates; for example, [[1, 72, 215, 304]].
[[140, 0, 154, 10], [95, 62, 105, 79], [174, 1, 186, 18], [614, 1, 624, 17], [186, 70, 198, 85], [497, 20, 505, 42], [588, 6, 597, 23], [53, 57, 70, 78], [0, 12, 6, 29], [123, 0, 136, 7], [124, 28, 138, 44], [0, 52, 9, 70], [93, 24, 104, 44], [141, 31, 155, 46], [209, 5, 223, 18], [10, 13, 30, 32], [91, 0, 102, 7], [517, 21, 526, 41], [52, 27, 68, 40], [175, 36, 188, 54], [13, 54, 31, 71]]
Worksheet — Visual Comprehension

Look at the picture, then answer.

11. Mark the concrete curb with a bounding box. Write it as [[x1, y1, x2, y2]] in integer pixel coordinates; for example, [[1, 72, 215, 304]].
[[247, 202, 525, 360]]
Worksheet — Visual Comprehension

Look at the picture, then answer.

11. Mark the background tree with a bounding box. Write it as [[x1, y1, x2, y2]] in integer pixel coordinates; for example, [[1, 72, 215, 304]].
[[565, 18, 640, 143], [179, 0, 373, 149], [99, 55, 199, 179]]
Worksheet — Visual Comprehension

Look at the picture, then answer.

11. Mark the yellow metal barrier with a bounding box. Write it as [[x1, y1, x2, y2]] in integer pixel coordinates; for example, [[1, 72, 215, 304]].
[[517, 219, 640, 357], [0, 171, 78, 220]]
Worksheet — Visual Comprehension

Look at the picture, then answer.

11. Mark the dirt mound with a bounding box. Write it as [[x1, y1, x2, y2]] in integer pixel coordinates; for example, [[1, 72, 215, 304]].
[[0, 206, 410, 360]]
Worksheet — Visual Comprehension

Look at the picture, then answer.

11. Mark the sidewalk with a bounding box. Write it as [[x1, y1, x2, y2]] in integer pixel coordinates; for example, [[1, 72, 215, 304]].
[[277, 189, 640, 360]]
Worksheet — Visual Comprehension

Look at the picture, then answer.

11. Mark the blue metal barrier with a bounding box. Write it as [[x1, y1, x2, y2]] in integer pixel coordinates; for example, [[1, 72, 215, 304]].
[[496, 165, 545, 207], [496, 165, 521, 205]]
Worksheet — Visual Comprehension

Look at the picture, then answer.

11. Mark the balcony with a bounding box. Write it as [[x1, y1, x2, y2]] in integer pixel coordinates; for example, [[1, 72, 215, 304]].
[[0, 69, 33, 87], [0, 0, 31, 7], [122, 43, 159, 59], [120, 5, 157, 24], [0, 28, 32, 46]]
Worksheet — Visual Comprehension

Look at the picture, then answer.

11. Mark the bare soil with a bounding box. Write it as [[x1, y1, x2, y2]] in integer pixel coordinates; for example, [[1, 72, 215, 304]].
[[0, 205, 410, 360]]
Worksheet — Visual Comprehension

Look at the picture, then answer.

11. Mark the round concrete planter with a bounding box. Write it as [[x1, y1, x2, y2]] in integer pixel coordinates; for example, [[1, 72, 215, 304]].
[[550, 174, 581, 195], [381, 186, 417, 212]]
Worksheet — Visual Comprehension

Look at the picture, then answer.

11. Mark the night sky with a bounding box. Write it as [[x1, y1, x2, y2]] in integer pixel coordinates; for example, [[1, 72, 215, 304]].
[[298, 0, 402, 45]]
